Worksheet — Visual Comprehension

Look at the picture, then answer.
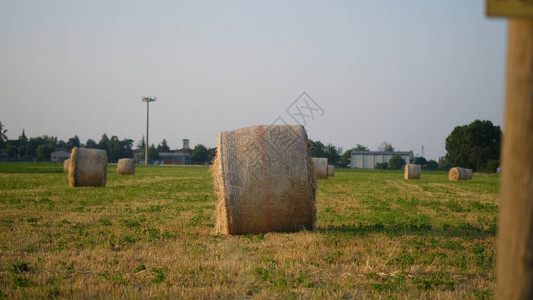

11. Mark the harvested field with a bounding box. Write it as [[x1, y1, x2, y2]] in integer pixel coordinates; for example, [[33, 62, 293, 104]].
[[0, 163, 499, 298]]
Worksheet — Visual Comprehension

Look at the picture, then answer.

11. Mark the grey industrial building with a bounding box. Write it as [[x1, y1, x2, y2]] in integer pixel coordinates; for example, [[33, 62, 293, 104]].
[[351, 151, 414, 169]]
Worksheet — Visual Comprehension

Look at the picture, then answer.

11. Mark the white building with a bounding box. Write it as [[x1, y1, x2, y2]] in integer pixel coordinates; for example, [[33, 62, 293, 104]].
[[51, 149, 70, 162], [351, 151, 413, 169]]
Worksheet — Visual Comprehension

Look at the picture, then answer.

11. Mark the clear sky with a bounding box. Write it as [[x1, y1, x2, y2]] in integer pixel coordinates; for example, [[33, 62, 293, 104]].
[[0, 0, 506, 160]]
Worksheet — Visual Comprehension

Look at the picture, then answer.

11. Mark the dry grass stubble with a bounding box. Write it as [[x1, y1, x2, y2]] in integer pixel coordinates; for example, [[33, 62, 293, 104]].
[[0, 163, 498, 298]]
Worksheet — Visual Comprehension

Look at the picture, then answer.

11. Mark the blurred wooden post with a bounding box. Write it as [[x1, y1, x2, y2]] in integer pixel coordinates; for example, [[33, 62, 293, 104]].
[[497, 19, 533, 299]]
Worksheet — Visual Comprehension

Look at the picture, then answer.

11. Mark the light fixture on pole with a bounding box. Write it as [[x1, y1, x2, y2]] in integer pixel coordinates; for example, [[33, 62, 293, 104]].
[[142, 97, 156, 165]]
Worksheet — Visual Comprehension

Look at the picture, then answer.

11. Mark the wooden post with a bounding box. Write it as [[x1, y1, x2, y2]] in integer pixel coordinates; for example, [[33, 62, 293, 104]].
[[497, 19, 533, 300]]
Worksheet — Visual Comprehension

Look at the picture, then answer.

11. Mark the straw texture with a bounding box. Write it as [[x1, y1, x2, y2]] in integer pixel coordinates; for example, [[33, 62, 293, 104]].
[[68, 147, 108, 187], [63, 159, 70, 173], [449, 167, 467, 181], [465, 169, 473, 180], [404, 164, 421, 180], [312, 158, 328, 179], [117, 158, 135, 175], [327, 164, 335, 177], [211, 125, 316, 235]]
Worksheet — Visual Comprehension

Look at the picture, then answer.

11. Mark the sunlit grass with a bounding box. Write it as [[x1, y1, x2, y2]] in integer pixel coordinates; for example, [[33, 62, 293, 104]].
[[0, 163, 498, 298]]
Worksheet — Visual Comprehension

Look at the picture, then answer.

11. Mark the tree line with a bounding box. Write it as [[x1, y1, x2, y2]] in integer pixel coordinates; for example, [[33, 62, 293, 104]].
[[0, 119, 501, 171], [0, 122, 211, 164]]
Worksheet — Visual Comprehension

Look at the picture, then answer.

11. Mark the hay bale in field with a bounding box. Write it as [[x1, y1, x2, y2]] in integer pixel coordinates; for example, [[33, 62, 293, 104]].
[[63, 159, 70, 173], [210, 125, 316, 235], [312, 157, 328, 179], [449, 167, 467, 181], [68, 147, 108, 187], [117, 158, 135, 175], [404, 164, 421, 180], [327, 164, 335, 177], [465, 168, 473, 180]]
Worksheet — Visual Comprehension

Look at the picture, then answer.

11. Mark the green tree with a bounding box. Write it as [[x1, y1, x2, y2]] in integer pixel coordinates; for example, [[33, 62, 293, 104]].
[[98, 134, 110, 153], [37, 143, 55, 161], [18, 129, 27, 143], [388, 155, 405, 170], [427, 160, 439, 171], [414, 157, 427, 165], [378, 141, 394, 152], [66, 135, 80, 150], [85, 139, 97, 148], [137, 137, 146, 161], [309, 139, 326, 158], [208, 147, 217, 164], [438, 157, 451, 171], [56, 139, 66, 149], [340, 144, 369, 166], [148, 144, 158, 163], [0, 121, 8, 149], [18, 129, 28, 160], [325, 143, 341, 165], [109, 136, 121, 162], [191, 144, 209, 164], [25, 138, 39, 160], [157, 139, 171, 153], [26, 136, 56, 161], [375, 162, 388, 170], [136, 136, 146, 150], [445, 120, 501, 172], [7, 145, 18, 159], [120, 138, 134, 158]]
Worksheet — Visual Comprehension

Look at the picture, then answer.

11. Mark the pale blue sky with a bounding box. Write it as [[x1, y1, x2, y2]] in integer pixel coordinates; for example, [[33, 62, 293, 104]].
[[0, 0, 506, 160]]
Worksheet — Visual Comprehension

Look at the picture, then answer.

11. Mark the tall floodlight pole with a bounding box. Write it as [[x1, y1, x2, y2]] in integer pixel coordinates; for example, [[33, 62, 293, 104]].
[[142, 97, 156, 165]]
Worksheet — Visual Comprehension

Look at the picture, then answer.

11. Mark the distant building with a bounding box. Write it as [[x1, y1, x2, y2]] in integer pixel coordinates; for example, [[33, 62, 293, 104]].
[[51, 148, 71, 162], [182, 139, 190, 150], [158, 152, 191, 165], [351, 151, 413, 169], [133, 138, 192, 165]]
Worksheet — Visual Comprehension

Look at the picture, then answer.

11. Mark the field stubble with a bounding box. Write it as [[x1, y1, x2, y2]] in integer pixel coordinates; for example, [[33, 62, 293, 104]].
[[0, 163, 498, 298]]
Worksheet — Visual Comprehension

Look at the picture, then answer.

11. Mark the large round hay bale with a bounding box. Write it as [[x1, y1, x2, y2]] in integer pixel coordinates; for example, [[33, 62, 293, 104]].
[[465, 168, 473, 180], [68, 147, 108, 187], [404, 164, 421, 180], [117, 158, 135, 175], [63, 159, 70, 173], [449, 167, 467, 181], [210, 125, 316, 235], [327, 164, 335, 177], [312, 157, 328, 179]]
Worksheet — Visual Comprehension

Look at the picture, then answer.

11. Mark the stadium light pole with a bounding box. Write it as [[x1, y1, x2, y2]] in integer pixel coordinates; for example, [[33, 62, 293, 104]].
[[142, 97, 156, 165]]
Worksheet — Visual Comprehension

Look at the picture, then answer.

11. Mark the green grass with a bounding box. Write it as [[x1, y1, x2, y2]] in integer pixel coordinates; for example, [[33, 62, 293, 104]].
[[0, 163, 499, 298]]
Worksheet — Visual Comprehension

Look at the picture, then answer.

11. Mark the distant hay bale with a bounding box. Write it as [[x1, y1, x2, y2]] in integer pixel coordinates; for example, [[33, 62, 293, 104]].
[[404, 164, 421, 180], [210, 125, 316, 235], [63, 159, 70, 173], [327, 164, 335, 177], [68, 147, 108, 187], [312, 158, 328, 179], [465, 169, 473, 180], [449, 167, 467, 181], [117, 158, 135, 175]]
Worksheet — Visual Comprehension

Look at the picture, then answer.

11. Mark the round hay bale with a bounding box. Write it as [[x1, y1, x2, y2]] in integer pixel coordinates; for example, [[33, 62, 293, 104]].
[[327, 164, 335, 177], [68, 147, 108, 187], [449, 167, 467, 181], [210, 125, 316, 235], [63, 159, 70, 173], [312, 157, 328, 179], [117, 158, 135, 175], [404, 164, 421, 180], [465, 168, 473, 180]]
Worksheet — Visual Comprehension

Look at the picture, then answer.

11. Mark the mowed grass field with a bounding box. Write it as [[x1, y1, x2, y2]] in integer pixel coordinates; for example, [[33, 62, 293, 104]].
[[0, 163, 498, 298]]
